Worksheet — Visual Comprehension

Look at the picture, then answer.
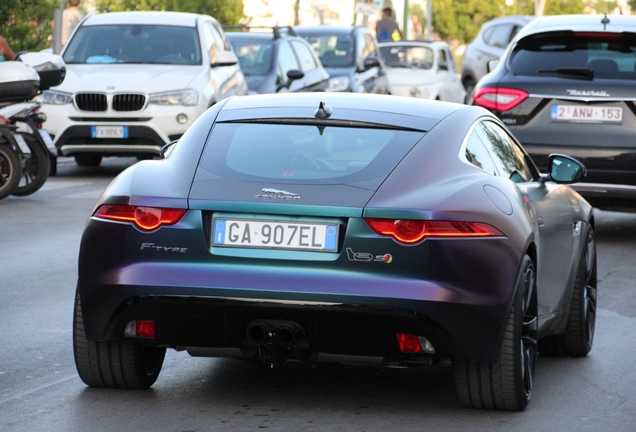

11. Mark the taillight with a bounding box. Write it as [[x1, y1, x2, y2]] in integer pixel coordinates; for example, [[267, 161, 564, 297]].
[[473, 87, 528, 111], [94, 204, 186, 231], [364, 219, 504, 244]]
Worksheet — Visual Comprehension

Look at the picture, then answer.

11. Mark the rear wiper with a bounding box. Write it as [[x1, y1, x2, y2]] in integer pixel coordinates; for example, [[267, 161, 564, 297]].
[[537, 68, 594, 80]]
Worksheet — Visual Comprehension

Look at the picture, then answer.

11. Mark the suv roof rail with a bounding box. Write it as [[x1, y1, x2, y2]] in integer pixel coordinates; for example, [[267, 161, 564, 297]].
[[222, 25, 296, 39]]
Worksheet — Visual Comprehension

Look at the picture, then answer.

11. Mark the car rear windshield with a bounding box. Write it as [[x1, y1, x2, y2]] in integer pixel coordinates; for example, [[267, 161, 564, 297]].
[[300, 35, 355, 68], [509, 31, 636, 80], [63, 24, 202, 65], [379, 45, 434, 69], [199, 122, 425, 184], [229, 39, 273, 75]]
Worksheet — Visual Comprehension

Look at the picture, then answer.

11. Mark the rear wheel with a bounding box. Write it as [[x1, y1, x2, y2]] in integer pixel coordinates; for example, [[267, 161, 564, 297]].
[[538, 226, 597, 357], [73, 290, 165, 389], [74, 155, 102, 167], [0, 142, 21, 200], [454, 255, 537, 411], [12, 133, 50, 196]]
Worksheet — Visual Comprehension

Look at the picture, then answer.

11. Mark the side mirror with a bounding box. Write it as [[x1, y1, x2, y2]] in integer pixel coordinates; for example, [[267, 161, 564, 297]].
[[212, 50, 238, 67], [277, 69, 304, 91], [547, 154, 587, 184], [161, 140, 178, 159], [487, 58, 500, 73], [361, 55, 381, 71]]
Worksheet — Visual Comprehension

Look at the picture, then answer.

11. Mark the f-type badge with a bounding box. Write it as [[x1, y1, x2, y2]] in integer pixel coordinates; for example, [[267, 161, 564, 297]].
[[254, 188, 301, 200]]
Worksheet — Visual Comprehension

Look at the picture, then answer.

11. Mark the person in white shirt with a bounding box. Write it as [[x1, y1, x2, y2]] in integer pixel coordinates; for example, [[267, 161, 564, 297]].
[[61, 0, 85, 46]]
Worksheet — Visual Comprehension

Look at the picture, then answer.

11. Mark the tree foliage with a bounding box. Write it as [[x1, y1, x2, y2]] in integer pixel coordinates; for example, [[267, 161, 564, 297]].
[[94, 0, 245, 25], [1, 0, 58, 52]]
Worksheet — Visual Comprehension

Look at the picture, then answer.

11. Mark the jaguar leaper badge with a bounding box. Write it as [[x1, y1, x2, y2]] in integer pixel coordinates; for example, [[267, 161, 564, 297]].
[[254, 188, 300, 200]]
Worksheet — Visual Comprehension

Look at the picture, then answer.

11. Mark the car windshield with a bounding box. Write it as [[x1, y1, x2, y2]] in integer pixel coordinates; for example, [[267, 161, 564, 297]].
[[379, 45, 434, 69], [63, 24, 202, 65], [301, 35, 355, 68], [199, 122, 425, 183], [228, 39, 273, 75], [509, 31, 636, 80]]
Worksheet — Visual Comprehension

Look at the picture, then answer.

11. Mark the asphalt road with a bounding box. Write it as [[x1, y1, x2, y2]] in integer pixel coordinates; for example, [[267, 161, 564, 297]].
[[0, 157, 635, 431]]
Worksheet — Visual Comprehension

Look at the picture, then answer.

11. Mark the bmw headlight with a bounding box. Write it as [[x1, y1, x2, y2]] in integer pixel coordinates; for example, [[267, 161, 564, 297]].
[[42, 90, 73, 105], [326, 76, 351, 92], [148, 90, 198, 106]]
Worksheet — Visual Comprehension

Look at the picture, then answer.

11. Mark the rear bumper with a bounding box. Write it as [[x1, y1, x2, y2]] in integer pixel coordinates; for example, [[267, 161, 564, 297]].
[[91, 294, 470, 364]]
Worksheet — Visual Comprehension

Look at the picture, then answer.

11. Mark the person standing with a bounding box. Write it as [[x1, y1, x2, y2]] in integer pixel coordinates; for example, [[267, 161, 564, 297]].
[[375, 7, 403, 42], [0, 36, 15, 61], [61, 0, 85, 46]]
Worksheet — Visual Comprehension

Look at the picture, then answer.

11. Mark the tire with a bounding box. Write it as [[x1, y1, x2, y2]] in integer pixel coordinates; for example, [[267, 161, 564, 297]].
[[49, 154, 57, 177], [0, 142, 21, 200], [538, 226, 597, 357], [12, 133, 50, 197], [454, 255, 537, 411], [73, 290, 166, 389], [75, 155, 102, 167], [463, 78, 476, 105]]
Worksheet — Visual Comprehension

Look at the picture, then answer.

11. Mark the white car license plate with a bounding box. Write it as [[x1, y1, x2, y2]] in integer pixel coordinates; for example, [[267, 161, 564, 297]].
[[551, 105, 623, 123], [91, 126, 128, 138], [213, 218, 339, 252]]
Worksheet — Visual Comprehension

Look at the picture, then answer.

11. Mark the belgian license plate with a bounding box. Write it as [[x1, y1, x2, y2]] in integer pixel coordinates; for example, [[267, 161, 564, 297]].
[[213, 218, 339, 252], [91, 126, 128, 138], [551, 105, 623, 123]]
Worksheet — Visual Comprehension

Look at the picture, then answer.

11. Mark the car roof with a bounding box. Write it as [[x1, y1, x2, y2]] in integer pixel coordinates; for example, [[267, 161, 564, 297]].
[[518, 14, 636, 37], [481, 15, 534, 28], [378, 40, 449, 49], [293, 26, 363, 36], [216, 92, 468, 132], [82, 11, 203, 27]]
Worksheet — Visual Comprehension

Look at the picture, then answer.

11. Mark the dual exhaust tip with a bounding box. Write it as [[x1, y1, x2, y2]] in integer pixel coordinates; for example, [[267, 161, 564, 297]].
[[246, 319, 305, 348]]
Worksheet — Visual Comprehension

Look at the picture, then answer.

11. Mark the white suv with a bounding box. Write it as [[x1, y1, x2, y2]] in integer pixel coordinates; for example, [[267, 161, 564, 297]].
[[41, 11, 248, 167]]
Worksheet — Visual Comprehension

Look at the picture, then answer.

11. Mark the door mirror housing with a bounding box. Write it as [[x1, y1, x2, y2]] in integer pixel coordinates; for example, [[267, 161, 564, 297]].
[[277, 69, 304, 91], [361, 55, 381, 71], [212, 50, 238, 67], [487, 58, 500, 73], [547, 154, 587, 184]]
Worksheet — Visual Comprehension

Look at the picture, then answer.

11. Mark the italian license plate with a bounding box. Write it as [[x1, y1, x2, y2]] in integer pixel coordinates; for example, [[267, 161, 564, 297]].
[[551, 105, 623, 123], [91, 126, 128, 138], [213, 218, 339, 252]]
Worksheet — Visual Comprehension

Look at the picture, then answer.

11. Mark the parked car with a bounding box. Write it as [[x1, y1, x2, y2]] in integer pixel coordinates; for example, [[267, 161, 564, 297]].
[[461, 15, 533, 101], [40, 11, 248, 167], [226, 27, 329, 94], [473, 14, 636, 211], [379, 40, 465, 103], [293, 26, 389, 93], [73, 92, 596, 412]]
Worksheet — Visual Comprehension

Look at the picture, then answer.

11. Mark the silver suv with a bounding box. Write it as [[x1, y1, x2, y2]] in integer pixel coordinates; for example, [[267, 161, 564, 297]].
[[461, 15, 533, 101]]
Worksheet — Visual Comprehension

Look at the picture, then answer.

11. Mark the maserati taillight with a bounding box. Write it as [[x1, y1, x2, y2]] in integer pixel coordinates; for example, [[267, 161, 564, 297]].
[[473, 87, 528, 111], [94, 205, 186, 231], [364, 219, 505, 244]]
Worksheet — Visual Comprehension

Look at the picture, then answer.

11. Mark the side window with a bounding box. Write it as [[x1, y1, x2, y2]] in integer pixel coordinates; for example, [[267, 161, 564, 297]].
[[365, 34, 378, 57], [465, 130, 499, 176], [203, 22, 219, 61], [356, 33, 367, 63], [291, 41, 317, 72], [476, 121, 533, 183], [485, 25, 513, 48], [511, 25, 524, 42], [438, 49, 448, 70], [278, 41, 300, 83], [211, 22, 232, 51], [445, 48, 457, 72]]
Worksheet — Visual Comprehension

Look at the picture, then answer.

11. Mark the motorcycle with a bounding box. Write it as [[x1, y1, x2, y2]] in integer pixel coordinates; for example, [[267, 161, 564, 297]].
[[0, 53, 65, 198]]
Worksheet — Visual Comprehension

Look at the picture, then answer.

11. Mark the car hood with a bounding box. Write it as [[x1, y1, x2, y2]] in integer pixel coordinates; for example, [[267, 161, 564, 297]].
[[51, 64, 205, 94], [386, 68, 438, 86], [324, 66, 355, 78]]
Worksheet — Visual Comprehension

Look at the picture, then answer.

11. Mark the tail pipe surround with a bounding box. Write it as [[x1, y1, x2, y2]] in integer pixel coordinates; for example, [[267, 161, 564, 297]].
[[246, 319, 305, 348]]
